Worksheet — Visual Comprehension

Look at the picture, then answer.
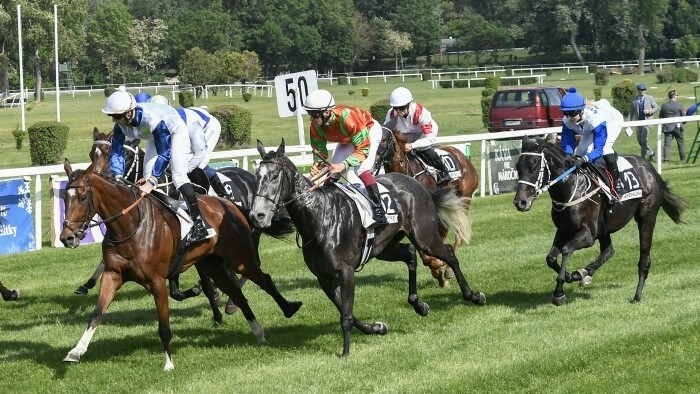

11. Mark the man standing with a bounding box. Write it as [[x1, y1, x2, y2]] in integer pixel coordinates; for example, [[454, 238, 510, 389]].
[[659, 90, 686, 163], [629, 83, 659, 160]]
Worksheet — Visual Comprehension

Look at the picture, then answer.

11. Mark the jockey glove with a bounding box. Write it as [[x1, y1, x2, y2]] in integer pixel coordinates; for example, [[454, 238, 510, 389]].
[[573, 156, 587, 168]]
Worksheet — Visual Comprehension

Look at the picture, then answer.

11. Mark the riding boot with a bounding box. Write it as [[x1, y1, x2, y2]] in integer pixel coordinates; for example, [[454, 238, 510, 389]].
[[179, 183, 215, 244], [208, 174, 233, 200], [419, 147, 450, 184], [366, 183, 388, 225], [603, 153, 627, 199]]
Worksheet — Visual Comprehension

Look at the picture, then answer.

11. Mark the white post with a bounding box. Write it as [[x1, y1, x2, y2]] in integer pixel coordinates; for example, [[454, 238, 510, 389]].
[[294, 88, 306, 146], [34, 175, 42, 250], [17, 5, 26, 131], [54, 4, 60, 122]]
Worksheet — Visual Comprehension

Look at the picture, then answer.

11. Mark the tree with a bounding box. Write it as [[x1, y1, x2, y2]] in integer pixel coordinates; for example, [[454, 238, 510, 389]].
[[348, 12, 371, 72], [130, 18, 167, 80], [85, 1, 133, 84], [167, 6, 232, 69], [631, 0, 669, 75], [675, 34, 699, 58], [179, 47, 217, 87], [391, 0, 440, 63], [449, 14, 512, 66], [386, 29, 412, 69]]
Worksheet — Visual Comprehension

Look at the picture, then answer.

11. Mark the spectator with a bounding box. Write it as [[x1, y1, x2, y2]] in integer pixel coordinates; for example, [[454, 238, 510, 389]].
[[628, 83, 659, 160], [659, 90, 686, 163]]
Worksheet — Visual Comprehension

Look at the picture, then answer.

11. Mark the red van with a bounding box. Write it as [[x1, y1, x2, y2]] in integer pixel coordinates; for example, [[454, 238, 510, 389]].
[[488, 87, 566, 132]]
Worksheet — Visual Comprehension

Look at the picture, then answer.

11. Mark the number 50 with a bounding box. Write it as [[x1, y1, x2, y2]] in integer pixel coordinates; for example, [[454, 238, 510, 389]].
[[285, 76, 310, 113]]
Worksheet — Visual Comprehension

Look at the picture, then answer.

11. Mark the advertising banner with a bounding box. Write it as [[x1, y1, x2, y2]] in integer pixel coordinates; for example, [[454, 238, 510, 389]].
[[0, 177, 36, 255], [51, 177, 106, 248], [487, 139, 522, 195]]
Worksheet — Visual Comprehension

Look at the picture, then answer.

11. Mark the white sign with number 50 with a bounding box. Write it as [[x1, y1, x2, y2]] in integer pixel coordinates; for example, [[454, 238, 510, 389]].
[[274, 70, 319, 118]]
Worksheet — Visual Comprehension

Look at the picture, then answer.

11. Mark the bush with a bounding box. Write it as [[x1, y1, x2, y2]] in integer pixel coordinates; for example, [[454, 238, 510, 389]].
[[675, 59, 685, 68], [656, 68, 699, 83], [28, 121, 69, 165], [12, 126, 26, 151], [594, 70, 609, 86], [338, 76, 349, 85], [588, 64, 598, 73], [545, 69, 553, 77], [361, 87, 370, 97], [210, 105, 252, 148], [104, 86, 116, 97], [370, 99, 391, 122], [242, 92, 252, 102], [178, 90, 195, 107], [485, 75, 501, 90], [348, 90, 356, 95], [481, 88, 496, 128], [593, 87, 602, 101], [420, 70, 431, 81], [611, 80, 636, 118]]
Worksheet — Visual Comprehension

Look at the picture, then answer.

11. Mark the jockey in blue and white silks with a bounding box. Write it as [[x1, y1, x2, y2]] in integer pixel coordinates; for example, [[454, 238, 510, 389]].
[[559, 87, 627, 197], [102, 86, 214, 243]]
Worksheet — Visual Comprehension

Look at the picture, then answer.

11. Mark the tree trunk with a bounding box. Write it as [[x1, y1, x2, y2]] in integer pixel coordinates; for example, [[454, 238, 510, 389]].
[[637, 21, 646, 76], [33, 49, 42, 103], [570, 31, 585, 66]]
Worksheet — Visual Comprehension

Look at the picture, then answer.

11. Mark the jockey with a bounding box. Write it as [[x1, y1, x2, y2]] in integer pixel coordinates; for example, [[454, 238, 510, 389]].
[[384, 87, 450, 184], [560, 87, 627, 197], [305, 89, 387, 225], [102, 86, 214, 243], [134, 92, 151, 103], [175, 106, 233, 201]]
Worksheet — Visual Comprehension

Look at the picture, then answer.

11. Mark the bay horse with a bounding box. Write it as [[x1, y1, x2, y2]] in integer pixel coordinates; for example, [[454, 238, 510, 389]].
[[250, 139, 485, 357], [374, 127, 478, 287], [513, 137, 687, 305], [60, 160, 301, 370], [79, 128, 257, 317]]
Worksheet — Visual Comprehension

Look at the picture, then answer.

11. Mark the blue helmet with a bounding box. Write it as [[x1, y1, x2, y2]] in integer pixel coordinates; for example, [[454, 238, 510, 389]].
[[134, 92, 152, 103], [560, 87, 585, 111]]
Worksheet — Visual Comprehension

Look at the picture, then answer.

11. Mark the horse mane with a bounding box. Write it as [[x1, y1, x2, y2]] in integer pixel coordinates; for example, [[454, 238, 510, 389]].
[[392, 128, 408, 145], [522, 137, 571, 166]]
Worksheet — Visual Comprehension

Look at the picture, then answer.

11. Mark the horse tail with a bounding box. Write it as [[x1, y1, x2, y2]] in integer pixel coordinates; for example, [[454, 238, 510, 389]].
[[238, 206, 296, 239], [430, 188, 472, 244], [660, 180, 688, 225]]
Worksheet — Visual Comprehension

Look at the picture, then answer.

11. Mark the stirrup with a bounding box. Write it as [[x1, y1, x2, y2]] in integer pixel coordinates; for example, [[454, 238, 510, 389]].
[[372, 210, 388, 225]]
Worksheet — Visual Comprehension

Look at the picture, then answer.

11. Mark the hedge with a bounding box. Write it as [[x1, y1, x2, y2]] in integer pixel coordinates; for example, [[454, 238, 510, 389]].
[[210, 105, 252, 148], [28, 121, 69, 165]]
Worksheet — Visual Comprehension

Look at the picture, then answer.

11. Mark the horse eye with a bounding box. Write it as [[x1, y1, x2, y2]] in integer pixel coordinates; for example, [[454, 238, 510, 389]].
[[79, 194, 88, 203]]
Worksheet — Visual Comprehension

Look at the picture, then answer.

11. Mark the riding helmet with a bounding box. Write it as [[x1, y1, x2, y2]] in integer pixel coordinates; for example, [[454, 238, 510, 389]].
[[560, 87, 586, 111], [102, 86, 137, 115], [303, 89, 335, 111], [389, 87, 413, 107]]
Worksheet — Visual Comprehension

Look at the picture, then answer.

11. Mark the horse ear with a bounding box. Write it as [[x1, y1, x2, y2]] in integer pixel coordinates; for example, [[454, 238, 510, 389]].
[[93, 127, 100, 140], [256, 140, 266, 158], [278, 138, 286, 155], [107, 130, 114, 142], [64, 159, 73, 176]]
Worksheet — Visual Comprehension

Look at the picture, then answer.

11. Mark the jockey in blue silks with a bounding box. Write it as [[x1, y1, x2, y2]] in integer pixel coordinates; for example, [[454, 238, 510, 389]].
[[102, 86, 214, 243], [560, 87, 627, 197]]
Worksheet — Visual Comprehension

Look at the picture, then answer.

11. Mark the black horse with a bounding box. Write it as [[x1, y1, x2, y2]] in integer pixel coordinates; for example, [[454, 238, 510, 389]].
[[513, 137, 687, 305], [250, 139, 485, 356]]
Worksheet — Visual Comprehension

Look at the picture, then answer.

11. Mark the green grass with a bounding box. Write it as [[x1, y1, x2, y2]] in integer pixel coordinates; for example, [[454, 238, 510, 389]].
[[1, 69, 699, 392], [0, 165, 698, 392]]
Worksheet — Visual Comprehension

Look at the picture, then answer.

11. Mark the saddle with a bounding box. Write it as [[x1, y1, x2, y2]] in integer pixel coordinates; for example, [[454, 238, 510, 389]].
[[584, 156, 642, 203]]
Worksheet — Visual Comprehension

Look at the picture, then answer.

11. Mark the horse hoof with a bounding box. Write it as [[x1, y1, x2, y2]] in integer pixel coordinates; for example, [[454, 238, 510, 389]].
[[551, 294, 566, 306], [74, 286, 88, 295], [579, 275, 592, 286], [283, 301, 303, 318], [374, 322, 388, 335], [439, 280, 451, 289], [444, 268, 455, 280], [225, 300, 238, 315], [63, 352, 80, 363], [473, 292, 487, 305], [416, 302, 430, 316]]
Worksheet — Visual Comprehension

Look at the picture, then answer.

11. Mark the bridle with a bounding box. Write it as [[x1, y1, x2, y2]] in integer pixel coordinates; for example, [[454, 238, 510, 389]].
[[91, 139, 139, 180], [63, 173, 144, 244]]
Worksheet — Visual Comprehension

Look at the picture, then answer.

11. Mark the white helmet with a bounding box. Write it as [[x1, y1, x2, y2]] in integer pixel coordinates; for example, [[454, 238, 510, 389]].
[[150, 95, 170, 105], [389, 87, 413, 107], [102, 86, 136, 114], [303, 89, 335, 111]]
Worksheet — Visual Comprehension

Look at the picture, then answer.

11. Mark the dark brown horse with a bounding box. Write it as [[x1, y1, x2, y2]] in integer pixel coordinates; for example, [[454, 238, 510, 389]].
[[374, 127, 478, 287], [60, 161, 301, 370], [513, 137, 687, 305]]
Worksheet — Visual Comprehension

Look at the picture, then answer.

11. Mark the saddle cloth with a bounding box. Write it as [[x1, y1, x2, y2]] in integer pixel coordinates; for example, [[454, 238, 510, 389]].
[[416, 148, 462, 182], [334, 172, 398, 228], [593, 156, 643, 202]]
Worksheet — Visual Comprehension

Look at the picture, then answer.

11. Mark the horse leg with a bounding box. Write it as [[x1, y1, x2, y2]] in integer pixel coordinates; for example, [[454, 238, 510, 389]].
[[377, 243, 429, 316], [193, 265, 223, 327], [196, 258, 266, 343], [0, 280, 20, 301], [570, 234, 615, 286], [149, 278, 177, 371], [74, 260, 105, 295], [546, 231, 580, 284], [633, 217, 658, 303], [419, 251, 449, 288], [553, 229, 595, 306], [317, 273, 387, 357], [422, 242, 486, 305], [64, 271, 123, 363]]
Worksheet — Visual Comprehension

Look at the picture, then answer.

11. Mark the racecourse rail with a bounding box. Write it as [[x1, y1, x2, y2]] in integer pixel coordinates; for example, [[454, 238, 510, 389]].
[[0, 115, 695, 251]]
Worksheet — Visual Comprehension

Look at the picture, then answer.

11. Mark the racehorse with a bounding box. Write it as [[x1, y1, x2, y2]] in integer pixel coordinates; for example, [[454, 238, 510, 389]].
[[79, 128, 257, 316], [374, 127, 478, 287], [250, 139, 485, 356], [60, 160, 301, 370], [0, 279, 20, 301], [513, 137, 687, 305]]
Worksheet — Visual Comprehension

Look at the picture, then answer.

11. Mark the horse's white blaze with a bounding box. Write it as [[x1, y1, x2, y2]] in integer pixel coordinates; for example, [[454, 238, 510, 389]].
[[249, 320, 266, 343], [67, 325, 97, 358], [258, 166, 268, 177], [163, 352, 174, 371], [66, 188, 76, 197], [93, 147, 102, 158]]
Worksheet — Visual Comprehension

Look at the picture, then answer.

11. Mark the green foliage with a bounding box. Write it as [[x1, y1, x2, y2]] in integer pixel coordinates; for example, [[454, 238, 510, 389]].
[[370, 99, 391, 121], [481, 88, 496, 127], [361, 87, 370, 97], [485, 75, 501, 90], [593, 87, 602, 101], [348, 90, 356, 95], [674, 59, 685, 68], [420, 70, 432, 81], [104, 86, 116, 97], [545, 69, 553, 76], [594, 70, 609, 86], [12, 126, 26, 151], [210, 105, 252, 148], [656, 68, 699, 83], [27, 121, 69, 165], [338, 76, 348, 85], [178, 90, 195, 107], [85, 1, 134, 84], [588, 64, 599, 73], [179, 47, 217, 86], [242, 92, 252, 102], [675, 35, 698, 59], [611, 80, 636, 117]]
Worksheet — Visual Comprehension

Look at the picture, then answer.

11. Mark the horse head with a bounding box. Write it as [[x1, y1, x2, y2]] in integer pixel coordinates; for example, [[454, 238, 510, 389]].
[[90, 127, 114, 175], [60, 159, 97, 248]]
